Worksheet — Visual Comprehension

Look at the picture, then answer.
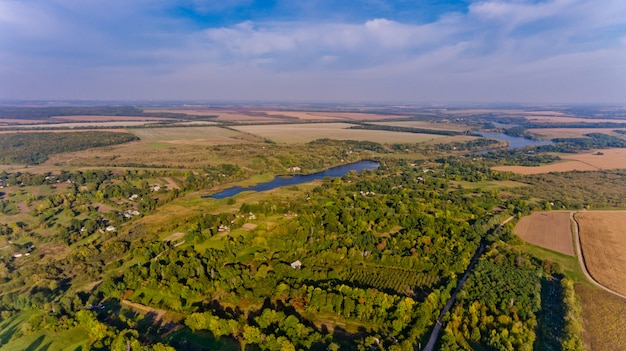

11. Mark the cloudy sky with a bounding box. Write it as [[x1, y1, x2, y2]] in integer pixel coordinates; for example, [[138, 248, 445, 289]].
[[1, 0, 625, 103]]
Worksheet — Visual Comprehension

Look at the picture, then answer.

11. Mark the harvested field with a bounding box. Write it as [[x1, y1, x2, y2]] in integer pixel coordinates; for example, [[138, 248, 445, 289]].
[[577, 283, 626, 351], [3, 121, 161, 129], [128, 126, 264, 144], [0, 118, 49, 125], [266, 111, 411, 121], [575, 211, 626, 296], [525, 116, 626, 124], [50, 115, 173, 122], [370, 121, 468, 131], [231, 123, 448, 144], [514, 211, 574, 255], [0, 128, 127, 134], [493, 148, 626, 174], [529, 128, 626, 139]]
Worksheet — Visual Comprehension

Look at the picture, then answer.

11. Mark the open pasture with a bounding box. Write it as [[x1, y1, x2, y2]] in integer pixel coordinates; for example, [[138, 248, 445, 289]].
[[231, 123, 448, 144], [529, 128, 626, 139], [128, 126, 264, 144], [575, 211, 626, 296], [493, 148, 626, 174], [514, 211, 574, 255]]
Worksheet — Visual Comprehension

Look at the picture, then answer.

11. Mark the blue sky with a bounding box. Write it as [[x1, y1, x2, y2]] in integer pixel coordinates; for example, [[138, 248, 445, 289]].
[[1, 0, 625, 103]]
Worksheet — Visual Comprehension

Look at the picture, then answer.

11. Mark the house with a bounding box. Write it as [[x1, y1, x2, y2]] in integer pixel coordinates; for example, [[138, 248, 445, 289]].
[[290, 260, 302, 269], [129, 194, 139, 201], [106, 226, 116, 232], [288, 166, 301, 172]]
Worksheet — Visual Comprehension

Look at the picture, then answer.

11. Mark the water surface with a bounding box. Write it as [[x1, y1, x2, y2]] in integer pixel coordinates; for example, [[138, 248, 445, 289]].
[[206, 160, 380, 199]]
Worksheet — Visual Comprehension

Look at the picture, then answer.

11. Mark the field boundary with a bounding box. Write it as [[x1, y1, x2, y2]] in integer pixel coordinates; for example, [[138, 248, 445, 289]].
[[571, 211, 626, 300]]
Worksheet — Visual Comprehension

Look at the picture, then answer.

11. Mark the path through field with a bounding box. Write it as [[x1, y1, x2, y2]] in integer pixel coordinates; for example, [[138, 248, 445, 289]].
[[571, 212, 626, 300], [422, 216, 514, 351]]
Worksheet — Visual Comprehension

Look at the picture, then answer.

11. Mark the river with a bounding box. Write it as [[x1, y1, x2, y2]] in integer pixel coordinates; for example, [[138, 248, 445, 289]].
[[477, 132, 553, 151], [205, 160, 380, 199]]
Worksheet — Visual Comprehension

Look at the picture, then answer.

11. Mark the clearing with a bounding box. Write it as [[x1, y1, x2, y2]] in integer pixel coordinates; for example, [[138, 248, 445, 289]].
[[575, 211, 626, 296], [128, 126, 264, 144], [514, 211, 574, 256]]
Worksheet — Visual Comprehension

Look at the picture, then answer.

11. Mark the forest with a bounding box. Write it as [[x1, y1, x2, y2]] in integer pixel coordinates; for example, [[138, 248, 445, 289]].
[[0, 132, 139, 164]]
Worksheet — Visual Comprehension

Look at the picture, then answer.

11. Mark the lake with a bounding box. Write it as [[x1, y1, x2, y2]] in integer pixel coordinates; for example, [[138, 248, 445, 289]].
[[477, 132, 553, 151], [206, 160, 380, 199]]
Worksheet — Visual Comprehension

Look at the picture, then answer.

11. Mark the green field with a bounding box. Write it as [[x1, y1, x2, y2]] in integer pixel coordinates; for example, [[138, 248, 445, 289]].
[[232, 122, 449, 144]]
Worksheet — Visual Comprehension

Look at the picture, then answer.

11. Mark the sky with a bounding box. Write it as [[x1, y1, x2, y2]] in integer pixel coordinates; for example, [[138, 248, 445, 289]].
[[1, 0, 625, 103]]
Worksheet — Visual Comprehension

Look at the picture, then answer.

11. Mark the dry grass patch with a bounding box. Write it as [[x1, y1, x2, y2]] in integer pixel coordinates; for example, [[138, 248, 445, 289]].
[[232, 123, 448, 144], [493, 148, 626, 174], [577, 283, 626, 351], [128, 126, 264, 144], [514, 211, 574, 255], [575, 211, 626, 296]]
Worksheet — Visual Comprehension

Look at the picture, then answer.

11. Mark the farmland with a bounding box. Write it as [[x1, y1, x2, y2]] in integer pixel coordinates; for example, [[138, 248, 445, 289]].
[[231, 122, 449, 144], [575, 211, 626, 296], [514, 211, 574, 255], [577, 283, 626, 351], [369, 120, 469, 132], [528, 128, 626, 139], [493, 148, 626, 174], [127, 126, 264, 144]]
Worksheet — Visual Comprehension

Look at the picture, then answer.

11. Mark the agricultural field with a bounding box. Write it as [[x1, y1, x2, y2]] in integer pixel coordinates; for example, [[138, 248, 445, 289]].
[[528, 128, 626, 139], [493, 148, 626, 174], [525, 116, 626, 124], [144, 108, 412, 122], [514, 211, 575, 256], [575, 211, 626, 296], [369, 120, 469, 132], [231, 122, 449, 144], [127, 126, 264, 144], [50, 115, 173, 122], [577, 283, 626, 351], [2, 121, 163, 129]]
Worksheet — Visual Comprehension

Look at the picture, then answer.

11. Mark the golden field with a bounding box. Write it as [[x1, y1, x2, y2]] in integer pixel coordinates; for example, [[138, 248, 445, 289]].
[[493, 148, 626, 174], [575, 211, 626, 296]]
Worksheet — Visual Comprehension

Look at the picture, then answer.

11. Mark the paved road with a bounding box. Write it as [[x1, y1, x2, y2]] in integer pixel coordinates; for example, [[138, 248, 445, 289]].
[[570, 211, 626, 300], [422, 216, 514, 351]]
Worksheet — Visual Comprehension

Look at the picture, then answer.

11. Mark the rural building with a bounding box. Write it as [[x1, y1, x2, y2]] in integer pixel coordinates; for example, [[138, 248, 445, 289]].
[[290, 260, 302, 269]]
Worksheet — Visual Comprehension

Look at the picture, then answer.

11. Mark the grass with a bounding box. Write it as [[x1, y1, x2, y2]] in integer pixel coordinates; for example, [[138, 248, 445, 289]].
[[0, 311, 89, 351], [128, 126, 263, 144], [516, 242, 586, 282], [231, 123, 450, 144]]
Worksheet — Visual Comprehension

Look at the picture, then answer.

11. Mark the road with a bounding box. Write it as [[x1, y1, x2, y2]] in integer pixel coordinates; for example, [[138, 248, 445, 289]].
[[422, 216, 514, 351], [570, 211, 626, 300]]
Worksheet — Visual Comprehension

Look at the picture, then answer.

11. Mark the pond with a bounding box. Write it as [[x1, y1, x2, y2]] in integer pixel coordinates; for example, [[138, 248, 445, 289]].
[[205, 160, 380, 199], [477, 132, 553, 151]]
